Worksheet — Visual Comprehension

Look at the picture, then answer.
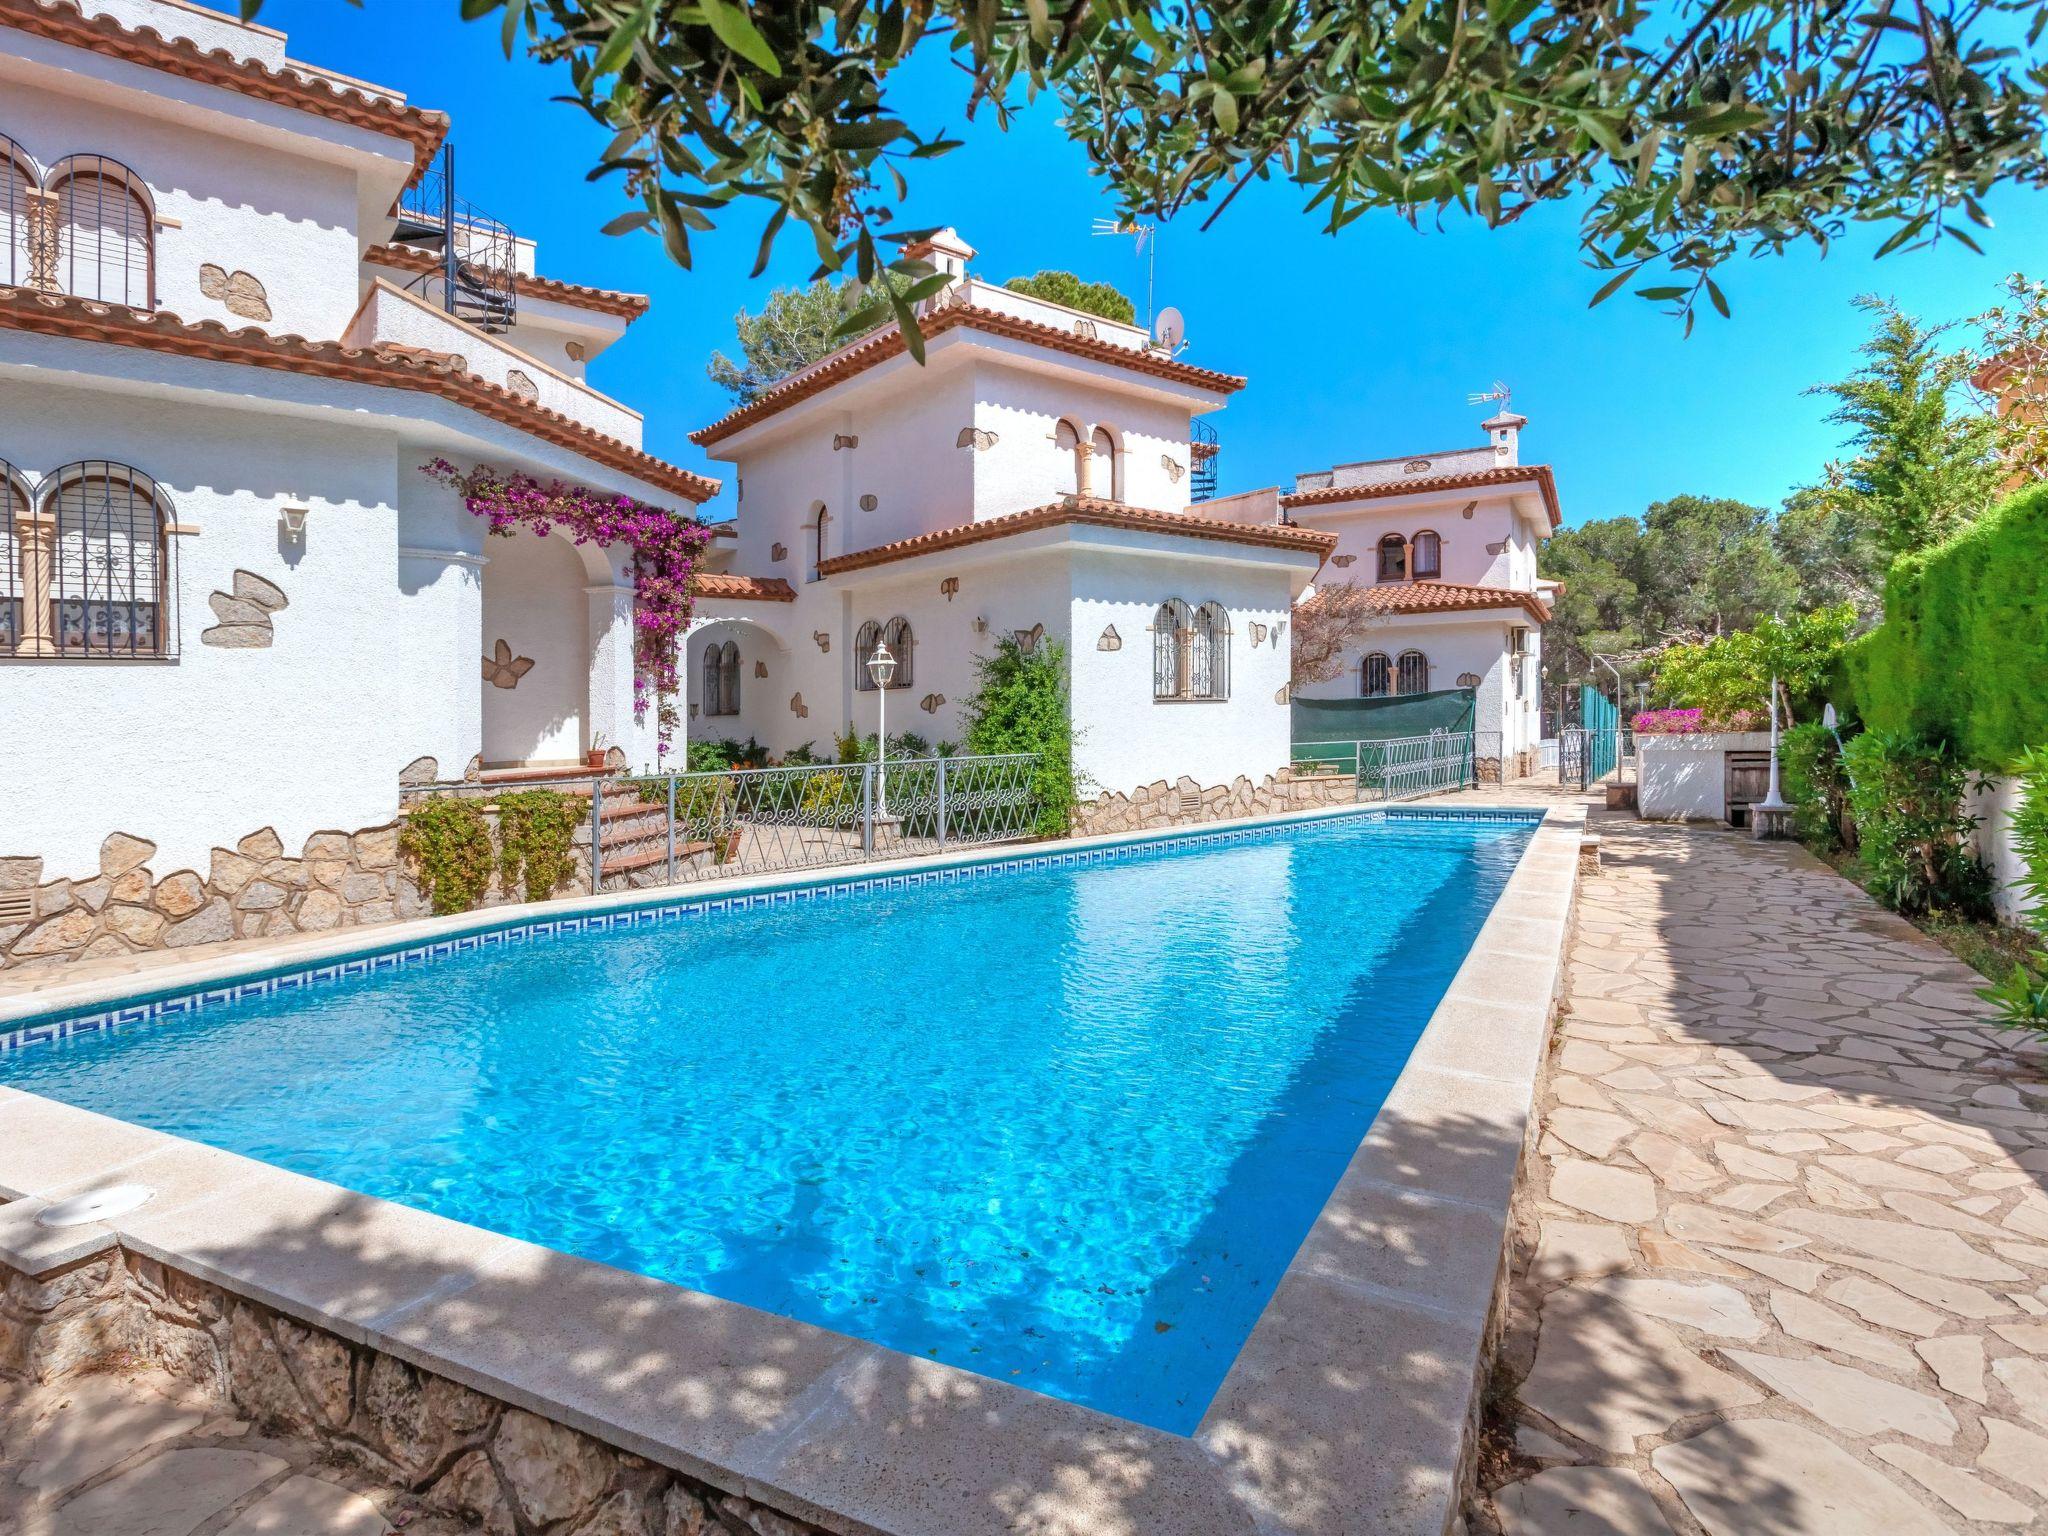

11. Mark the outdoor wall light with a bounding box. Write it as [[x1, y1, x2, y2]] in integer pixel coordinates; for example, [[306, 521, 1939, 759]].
[[868, 642, 897, 817], [280, 505, 310, 540]]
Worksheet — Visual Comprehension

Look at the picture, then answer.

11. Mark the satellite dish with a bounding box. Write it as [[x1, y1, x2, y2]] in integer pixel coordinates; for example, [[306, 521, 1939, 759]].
[[1154, 306, 1186, 351]]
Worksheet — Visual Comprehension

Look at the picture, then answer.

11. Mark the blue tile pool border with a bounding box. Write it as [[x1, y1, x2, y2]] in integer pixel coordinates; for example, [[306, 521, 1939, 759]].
[[0, 804, 1543, 1057]]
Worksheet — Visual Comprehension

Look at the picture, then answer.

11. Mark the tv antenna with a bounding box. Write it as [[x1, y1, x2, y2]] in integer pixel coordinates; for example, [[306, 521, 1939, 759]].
[[1466, 380, 1513, 411], [1092, 216, 1157, 329]]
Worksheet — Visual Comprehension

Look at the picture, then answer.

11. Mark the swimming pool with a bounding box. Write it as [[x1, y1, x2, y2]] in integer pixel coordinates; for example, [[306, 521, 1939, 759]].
[[0, 809, 1536, 1434]]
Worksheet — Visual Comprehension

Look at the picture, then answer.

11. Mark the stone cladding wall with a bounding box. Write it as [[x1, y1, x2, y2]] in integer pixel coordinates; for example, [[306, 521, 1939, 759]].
[[1071, 766, 1357, 836], [0, 1247, 829, 1536]]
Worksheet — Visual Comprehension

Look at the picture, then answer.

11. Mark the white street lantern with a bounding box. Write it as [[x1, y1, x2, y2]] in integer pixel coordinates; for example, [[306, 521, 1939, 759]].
[[867, 641, 896, 817]]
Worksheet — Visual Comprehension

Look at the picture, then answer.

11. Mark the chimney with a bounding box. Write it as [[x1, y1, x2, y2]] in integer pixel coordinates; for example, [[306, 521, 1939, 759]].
[[1483, 409, 1527, 466], [902, 227, 976, 282]]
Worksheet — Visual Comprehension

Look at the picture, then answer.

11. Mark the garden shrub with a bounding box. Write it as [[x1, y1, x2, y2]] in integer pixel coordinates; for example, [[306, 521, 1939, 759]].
[[1842, 731, 1992, 918], [1839, 483, 2048, 771], [399, 796, 495, 915], [959, 637, 1079, 837], [1781, 721, 1849, 851], [496, 789, 588, 902], [1654, 604, 1857, 724], [1980, 747, 2048, 1042]]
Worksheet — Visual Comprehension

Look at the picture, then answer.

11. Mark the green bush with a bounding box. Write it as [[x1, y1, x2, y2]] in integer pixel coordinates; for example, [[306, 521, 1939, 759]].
[[1842, 731, 1992, 918], [959, 637, 1078, 837], [399, 796, 495, 915], [1781, 721, 1849, 851], [496, 789, 587, 902], [1980, 746, 2048, 1042], [1839, 484, 2048, 771]]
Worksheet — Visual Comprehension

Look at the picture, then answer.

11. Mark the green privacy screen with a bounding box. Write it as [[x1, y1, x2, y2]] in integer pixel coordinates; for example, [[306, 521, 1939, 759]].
[[1582, 684, 1619, 781], [1292, 689, 1476, 764]]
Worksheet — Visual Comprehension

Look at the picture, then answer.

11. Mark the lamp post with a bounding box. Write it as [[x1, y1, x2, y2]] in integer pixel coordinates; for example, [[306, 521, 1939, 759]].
[[867, 641, 896, 817]]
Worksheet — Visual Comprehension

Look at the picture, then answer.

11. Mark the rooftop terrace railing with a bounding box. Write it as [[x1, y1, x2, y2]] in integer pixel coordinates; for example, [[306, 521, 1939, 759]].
[[405, 753, 1042, 897]]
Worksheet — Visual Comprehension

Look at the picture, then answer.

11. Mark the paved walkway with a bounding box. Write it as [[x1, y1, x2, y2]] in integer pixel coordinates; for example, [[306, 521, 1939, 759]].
[[0, 1366, 465, 1536], [1476, 804, 2048, 1535]]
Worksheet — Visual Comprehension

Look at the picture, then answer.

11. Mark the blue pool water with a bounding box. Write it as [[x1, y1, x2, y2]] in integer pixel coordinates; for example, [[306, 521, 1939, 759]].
[[1, 812, 1533, 1432]]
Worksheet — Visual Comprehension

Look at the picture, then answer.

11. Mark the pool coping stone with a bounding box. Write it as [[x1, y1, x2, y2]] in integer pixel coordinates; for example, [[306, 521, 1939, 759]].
[[0, 798, 1583, 1536]]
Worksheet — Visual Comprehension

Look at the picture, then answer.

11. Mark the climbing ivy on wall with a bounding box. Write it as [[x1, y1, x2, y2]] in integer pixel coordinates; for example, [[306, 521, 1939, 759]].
[[496, 789, 589, 903], [399, 797, 496, 916]]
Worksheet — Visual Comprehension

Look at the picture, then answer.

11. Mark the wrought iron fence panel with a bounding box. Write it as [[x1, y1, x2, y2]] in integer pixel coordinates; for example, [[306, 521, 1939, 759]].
[[402, 753, 1042, 900]]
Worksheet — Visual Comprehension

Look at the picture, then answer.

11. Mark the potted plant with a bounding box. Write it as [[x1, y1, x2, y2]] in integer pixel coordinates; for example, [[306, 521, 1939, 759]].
[[585, 733, 609, 771]]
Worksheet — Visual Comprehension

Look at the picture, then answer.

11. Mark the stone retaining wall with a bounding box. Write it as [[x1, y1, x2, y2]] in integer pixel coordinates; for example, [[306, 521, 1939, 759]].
[[1072, 766, 1356, 835], [0, 1245, 829, 1536], [0, 824, 429, 974]]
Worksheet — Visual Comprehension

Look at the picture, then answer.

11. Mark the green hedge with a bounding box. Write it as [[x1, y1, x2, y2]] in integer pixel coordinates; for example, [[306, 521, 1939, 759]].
[[1838, 483, 2048, 772]]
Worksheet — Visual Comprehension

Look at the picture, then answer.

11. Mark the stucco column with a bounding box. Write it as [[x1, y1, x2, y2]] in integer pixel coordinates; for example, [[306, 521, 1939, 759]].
[[585, 581, 639, 766], [1074, 441, 1096, 499], [12, 511, 56, 656]]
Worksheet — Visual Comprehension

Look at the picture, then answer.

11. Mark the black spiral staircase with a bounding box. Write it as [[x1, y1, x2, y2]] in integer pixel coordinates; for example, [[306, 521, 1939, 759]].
[[1190, 418, 1219, 502], [391, 146, 517, 334]]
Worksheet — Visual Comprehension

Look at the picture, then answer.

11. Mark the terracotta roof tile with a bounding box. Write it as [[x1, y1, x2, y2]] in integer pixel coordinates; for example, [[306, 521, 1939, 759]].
[[0, 284, 718, 503], [366, 244, 651, 322], [2, 0, 448, 182], [693, 300, 1246, 447], [1280, 464, 1562, 528], [692, 573, 795, 602], [816, 496, 1334, 577], [1317, 579, 1551, 625]]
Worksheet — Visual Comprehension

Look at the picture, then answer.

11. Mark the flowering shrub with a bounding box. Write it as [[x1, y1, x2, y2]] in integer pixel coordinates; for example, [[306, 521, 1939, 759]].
[[1632, 708, 1706, 734], [424, 460, 712, 755]]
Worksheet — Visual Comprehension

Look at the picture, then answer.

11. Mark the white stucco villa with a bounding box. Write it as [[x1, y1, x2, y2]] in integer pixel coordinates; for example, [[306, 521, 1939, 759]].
[[678, 228, 1338, 802], [1274, 418, 1559, 777], [0, 0, 719, 961]]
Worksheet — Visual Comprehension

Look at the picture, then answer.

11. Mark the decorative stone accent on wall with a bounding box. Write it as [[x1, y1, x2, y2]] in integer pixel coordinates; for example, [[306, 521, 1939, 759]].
[[0, 823, 424, 973], [1274, 683, 1289, 704], [505, 368, 540, 402], [833, 433, 859, 450], [1072, 768, 1354, 836], [754, 660, 768, 678], [859, 493, 878, 511], [1073, 318, 1097, 339], [1161, 455, 1183, 483], [1457, 671, 1482, 688], [482, 638, 535, 689], [955, 428, 999, 451], [770, 542, 788, 562], [0, 1250, 830, 1536], [919, 693, 944, 714], [565, 340, 587, 362], [812, 631, 830, 652], [1246, 621, 1267, 646], [1331, 554, 1356, 568], [1461, 499, 1478, 518], [790, 693, 809, 718], [200, 569, 288, 648], [1096, 624, 1121, 651], [940, 576, 960, 600], [197, 263, 272, 321], [1013, 623, 1045, 654], [399, 755, 441, 787]]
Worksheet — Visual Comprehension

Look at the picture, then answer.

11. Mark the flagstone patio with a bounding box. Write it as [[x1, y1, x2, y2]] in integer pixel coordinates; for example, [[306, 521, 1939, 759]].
[[1464, 795, 2048, 1535]]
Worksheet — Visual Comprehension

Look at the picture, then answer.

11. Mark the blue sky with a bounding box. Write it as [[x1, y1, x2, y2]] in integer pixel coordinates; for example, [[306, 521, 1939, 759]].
[[267, 0, 2048, 530]]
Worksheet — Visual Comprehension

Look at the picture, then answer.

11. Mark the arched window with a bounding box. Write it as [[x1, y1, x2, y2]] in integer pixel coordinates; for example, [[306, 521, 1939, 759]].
[[1154, 598, 1228, 701], [1411, 529, 1442, 579], [880, 615, 913, 689], [810, 503, 829, 582], [1361, 652, 1392, 698], [49, 156, 153, 308], [718, 640, 741, 715], [701, 640, 724, 717], [1396, 649, 1430, 695], [1153, 598, 1191, 700], [1090, 425, 1120, 502], [42, 462, 174, 657], [2, 137, 38, 290], [853, 618, 882, 691], [1053, 419, 1083, 498], [1377, 533, 1407, 582], [1191, 601, 1230, 699]]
